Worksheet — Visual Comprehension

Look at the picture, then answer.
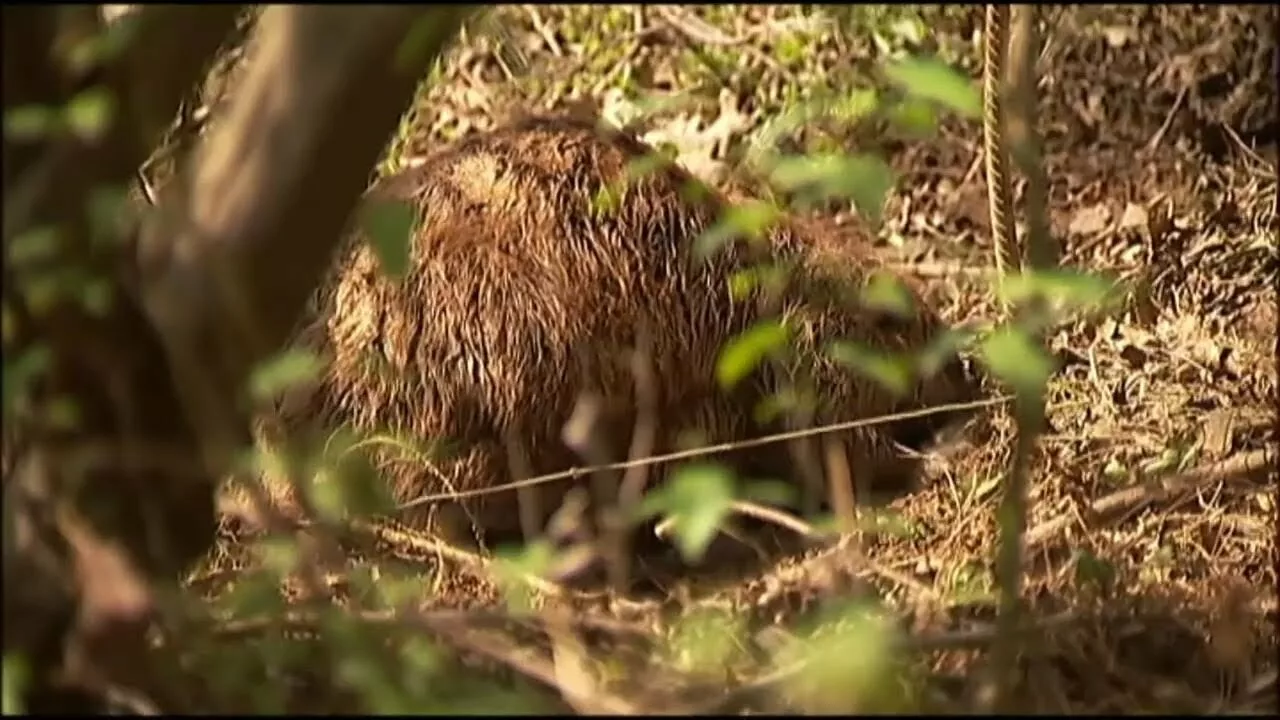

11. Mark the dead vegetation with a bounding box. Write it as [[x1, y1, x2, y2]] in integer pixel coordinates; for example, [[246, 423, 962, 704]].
[[6, 3, 1276, 715]]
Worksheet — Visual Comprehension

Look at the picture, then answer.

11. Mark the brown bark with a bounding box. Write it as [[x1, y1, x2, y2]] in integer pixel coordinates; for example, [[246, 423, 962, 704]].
[[2, 5, 472, 710]]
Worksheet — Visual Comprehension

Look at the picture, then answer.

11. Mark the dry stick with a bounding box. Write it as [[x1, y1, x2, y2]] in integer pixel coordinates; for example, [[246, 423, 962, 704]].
[[343, 518, 567, 598], [561, 390, 629, 592], [396, 396, 1010, 510], [504, 433, 543, 547], [544, 613, 631, 715], [214, 606, 644, 714], [618, 328, 659, 525], [653, 498, 825, 547], [406, 615, 638, 715], [822, 436, 857, 533], [1025, 448, 1275, 551]]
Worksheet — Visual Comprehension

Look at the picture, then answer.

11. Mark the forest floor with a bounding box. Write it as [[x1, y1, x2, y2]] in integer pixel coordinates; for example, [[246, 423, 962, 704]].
[[188, 5, 1276, 714]]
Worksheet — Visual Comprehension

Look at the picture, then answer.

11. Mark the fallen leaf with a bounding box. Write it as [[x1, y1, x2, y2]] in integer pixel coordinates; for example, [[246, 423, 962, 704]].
[[1068, 203, 1111, 236], [1118, 202, 1149, 230], [1199, 408, 1237, 460], [642, 89, 749, 186], [1102, 25, 1137, 48], [599, 87, 642, 130], [1119, 343, 1148, 368]]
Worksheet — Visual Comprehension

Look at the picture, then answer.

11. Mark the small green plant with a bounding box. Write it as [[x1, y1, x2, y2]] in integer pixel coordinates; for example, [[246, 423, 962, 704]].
[[2, 654, 29, 715]]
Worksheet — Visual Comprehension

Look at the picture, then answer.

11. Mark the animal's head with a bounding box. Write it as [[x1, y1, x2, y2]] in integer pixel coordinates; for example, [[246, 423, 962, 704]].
[[852, 267, 982, 452], [770, 217, 982, 453]]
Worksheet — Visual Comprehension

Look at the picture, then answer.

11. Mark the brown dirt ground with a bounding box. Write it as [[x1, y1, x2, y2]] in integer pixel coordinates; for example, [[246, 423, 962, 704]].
[[183, 5, 1277, 714]]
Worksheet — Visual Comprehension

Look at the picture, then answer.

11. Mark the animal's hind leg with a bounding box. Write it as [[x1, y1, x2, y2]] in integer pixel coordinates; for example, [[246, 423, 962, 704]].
[[389, 439, 595, 552], [843, 427, 927, 506]]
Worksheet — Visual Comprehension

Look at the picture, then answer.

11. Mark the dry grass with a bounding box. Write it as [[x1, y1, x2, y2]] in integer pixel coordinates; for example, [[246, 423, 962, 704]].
[[181, 4, 1277, 714]]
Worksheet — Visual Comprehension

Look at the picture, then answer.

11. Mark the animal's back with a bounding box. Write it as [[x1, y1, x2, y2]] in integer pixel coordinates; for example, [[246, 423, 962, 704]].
[[279, 115, 977, 544], [314, 117, 760, 538]]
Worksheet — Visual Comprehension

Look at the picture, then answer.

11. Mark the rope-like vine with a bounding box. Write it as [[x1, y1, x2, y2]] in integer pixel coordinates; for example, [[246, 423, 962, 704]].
[[983, 5, 1020, 292]]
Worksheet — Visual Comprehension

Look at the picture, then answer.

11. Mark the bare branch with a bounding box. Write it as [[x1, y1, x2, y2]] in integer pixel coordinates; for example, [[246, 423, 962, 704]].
[[2, 5, 472, 708]]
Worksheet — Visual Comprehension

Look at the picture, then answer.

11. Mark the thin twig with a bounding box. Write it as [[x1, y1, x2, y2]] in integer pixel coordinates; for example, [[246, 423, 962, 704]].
[[396, 396, 1011, 512], [1025, 448, 1275, 550]]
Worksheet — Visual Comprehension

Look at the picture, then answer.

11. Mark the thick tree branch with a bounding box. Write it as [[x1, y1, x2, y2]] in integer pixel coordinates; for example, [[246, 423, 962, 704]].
[[4, 7, 242, 214], [2, 5, 245, 587], [139, 5, 474, 474], [3, 5, 473, 710]]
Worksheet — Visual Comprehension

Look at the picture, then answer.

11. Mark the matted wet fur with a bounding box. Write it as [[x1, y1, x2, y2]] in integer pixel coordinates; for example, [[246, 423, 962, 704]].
[[258, 115, 979, 546]]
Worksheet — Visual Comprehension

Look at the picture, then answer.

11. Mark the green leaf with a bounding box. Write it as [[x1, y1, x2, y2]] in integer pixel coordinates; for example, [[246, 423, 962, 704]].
[[359, 198, 416, 280], [727, 263, 791, 303], [216, 569, 286, 617], [827, 341, 913, 398], [258, 537, 299, 577], [592, 183, 623, 216], [775, 32, 808, 65], [3, 345, 52, 420], [3, 654, 29, 715], [44, 395, 80, 431], [4, 105, 61, 141], [915, 327, 975, 379], [728, 268, 759, 301], [856, 509, 917, 539], [741, 479, 797, 508], [828, 88, 881, 124], [65, 87, 116, 141], [248, 349, 324, 402], [752, 386, 815, 425], [644, 462, 735, 562], [887, 96, 939, 137], [680, 177, 715, 204], [1073, 550, 1116, 592], [86, 185, 129, 246], [493, 540, 556, 613], [751, 90, 878, 170], [316, 431, 396, 518], [884, 57, 981, 119], [768, 153, 895, 224], [777, 602, 907, 713], [80, 277, 113, 316], [625, 147, 676, 181], [396, 9, 472, 73], [695, 200, 782, 260], [998, 268, 1118, 313], [5, 227, 61, 266], [860, 271, 916, 319], [716, 319, 791, 389], [1, 303, 15, 348], [978, 326, 1055, 396], [308, 468, 350, 522], [665, 607, 746, 674], [21, 272, 67, 315], [65, 12, 139, 75]]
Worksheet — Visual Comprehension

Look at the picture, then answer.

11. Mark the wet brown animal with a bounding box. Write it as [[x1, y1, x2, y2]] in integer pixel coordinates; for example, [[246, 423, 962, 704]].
[[265, 115, 979, 546]]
